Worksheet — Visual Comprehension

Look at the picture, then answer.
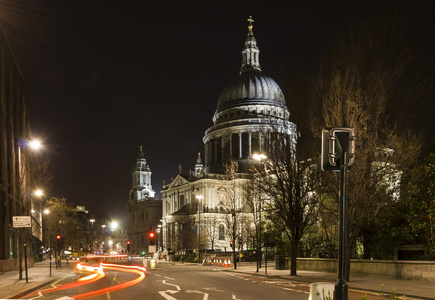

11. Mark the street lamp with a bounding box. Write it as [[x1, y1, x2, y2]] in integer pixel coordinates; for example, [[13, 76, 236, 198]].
[[34, 189, 43, 197], [111, 221, 118, 231], [28, 139, 42, 150], [42, 209, 52, 276], [157, 224, 162, 255], [89, 219, 95, 253], [252, 153, 268, 272], [196, 195, 203, 264]]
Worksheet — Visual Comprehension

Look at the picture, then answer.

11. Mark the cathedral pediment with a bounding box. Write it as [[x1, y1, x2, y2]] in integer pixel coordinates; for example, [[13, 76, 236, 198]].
[[167, 174, 191, 189]]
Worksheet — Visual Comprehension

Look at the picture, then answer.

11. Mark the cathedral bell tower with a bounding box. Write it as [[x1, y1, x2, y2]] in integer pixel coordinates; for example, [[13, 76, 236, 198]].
[[129, 146, 155, 202]]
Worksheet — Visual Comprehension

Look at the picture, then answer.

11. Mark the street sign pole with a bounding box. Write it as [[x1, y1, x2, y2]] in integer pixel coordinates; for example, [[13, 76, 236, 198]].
[[49, 234, 52, 276], [321, 127, 354, 300], [24, 243, 28, 283], [335, 152, 349, 300]]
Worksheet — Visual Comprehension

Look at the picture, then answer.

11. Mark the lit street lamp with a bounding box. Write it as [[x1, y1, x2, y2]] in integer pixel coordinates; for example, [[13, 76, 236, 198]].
[[90, 219, 95, 253], [28, 139, 42, 150], [252, 153, 268, 272], [196, 195, 203, 264], [42, 209, 52, 276]]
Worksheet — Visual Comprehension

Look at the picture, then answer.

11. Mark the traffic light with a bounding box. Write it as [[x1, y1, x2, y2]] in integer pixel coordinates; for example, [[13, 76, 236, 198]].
[[127, 240, 131, 251], [56, 234, 64, 249], [229, 240, 233, 247], [149, 232, 155, 245]]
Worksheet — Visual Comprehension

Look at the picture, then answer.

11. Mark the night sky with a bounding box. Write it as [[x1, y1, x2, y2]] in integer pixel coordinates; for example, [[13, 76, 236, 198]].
[[1, 0, 434, 227]]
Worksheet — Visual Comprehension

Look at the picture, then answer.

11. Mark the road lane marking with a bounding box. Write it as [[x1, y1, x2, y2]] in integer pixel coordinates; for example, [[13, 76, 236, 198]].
[[162, 280, 181, 290], [106, 291, 111, 299], [203, 287, 224, 292], [159, 290, 179, 300], [164, 276, 175, 280], [185, 290, 209, 300], [232, 293, 242, 300]]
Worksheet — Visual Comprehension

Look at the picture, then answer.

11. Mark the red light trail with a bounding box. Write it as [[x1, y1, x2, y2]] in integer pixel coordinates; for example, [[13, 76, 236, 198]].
[[18, 262, 146, 299]]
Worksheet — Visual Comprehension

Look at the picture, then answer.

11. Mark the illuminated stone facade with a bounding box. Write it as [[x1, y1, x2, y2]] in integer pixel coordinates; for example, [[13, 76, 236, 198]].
[[161, 19, 296, 254], [126, 147, 162, 256]]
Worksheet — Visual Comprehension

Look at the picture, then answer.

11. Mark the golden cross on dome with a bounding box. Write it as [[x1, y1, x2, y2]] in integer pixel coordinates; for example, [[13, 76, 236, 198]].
[[247, 16, 254, 35]]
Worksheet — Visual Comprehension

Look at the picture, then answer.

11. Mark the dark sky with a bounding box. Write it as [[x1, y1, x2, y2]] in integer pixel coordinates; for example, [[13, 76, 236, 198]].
[[1, 0, 434, 227]]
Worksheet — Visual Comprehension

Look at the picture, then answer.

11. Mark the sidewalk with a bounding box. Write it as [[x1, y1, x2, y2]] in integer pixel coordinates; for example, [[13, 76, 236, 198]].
[[222, 261, 435, 300], [0, 260, 76, 299]]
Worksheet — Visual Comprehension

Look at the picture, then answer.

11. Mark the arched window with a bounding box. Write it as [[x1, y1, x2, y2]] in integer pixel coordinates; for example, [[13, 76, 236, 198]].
[[219, 224, 225, 240]]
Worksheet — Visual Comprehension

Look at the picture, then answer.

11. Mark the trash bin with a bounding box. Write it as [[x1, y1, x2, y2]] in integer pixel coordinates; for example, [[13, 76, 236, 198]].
[[275, 255, 286, 270]]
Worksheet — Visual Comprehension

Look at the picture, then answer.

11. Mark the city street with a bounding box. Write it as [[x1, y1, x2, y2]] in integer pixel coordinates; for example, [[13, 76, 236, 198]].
[[17, 262, 309, 300], [8, 261, 405, 300]]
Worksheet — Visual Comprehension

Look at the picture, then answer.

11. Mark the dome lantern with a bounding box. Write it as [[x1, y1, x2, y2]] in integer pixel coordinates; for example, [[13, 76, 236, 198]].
[[240, 16, 261, 74]]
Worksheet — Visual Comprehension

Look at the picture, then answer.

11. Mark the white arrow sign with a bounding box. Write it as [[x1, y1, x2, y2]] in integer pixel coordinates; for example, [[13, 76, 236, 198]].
[[13, 216, 31, 228]]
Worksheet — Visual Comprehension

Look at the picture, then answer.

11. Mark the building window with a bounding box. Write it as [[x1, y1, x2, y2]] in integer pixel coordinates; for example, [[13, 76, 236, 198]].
[[180, 194, 185, 208], [219, 224, 225, 240]]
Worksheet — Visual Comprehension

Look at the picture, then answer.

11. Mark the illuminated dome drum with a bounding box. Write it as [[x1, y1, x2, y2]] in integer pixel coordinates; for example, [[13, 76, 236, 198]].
[[203, 20, 296, 174]]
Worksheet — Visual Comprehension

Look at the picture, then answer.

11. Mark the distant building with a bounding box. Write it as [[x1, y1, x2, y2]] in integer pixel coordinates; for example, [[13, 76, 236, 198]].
[[126, 147, 162, 256], [0, 22, 33, 272], [161, 18, 296, 254]]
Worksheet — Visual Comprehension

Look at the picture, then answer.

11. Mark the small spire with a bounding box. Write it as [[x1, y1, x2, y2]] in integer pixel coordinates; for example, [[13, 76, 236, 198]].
[[194, 152, 204, 176], [138, 146, 145, 159], [247, 16, 254, 36]]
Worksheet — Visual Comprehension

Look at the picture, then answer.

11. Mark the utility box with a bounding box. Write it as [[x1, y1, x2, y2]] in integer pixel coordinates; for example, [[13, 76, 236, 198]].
[[309, 282, 335, 300]]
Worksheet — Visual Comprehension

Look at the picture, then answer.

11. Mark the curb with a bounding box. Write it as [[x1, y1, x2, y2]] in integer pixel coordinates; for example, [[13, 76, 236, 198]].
[[8, 279, 57, 299], [221, 268, 431, 300]]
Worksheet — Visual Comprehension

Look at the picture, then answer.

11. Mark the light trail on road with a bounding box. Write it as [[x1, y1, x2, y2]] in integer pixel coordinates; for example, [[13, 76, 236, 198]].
[[72, 263, 146, 300], [22, 263, 106, 298], [18, 262, 146, 299]]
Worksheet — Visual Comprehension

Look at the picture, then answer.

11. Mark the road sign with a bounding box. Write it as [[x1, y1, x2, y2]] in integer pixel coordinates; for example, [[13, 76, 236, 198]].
[[322, 127, 355, 171], [13, 216, 31, 228]]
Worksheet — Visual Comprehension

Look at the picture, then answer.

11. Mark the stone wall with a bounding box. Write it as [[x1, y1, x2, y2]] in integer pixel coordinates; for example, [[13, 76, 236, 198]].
[[286, 258, 435, 281], [0, 258, 34, 272]]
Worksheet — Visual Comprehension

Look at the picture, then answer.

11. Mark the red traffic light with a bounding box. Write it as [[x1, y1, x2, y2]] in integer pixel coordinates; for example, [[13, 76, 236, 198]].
[[127, 240, 131, 245], [149, 232, 155, 238], [56, 235, 61, 240]]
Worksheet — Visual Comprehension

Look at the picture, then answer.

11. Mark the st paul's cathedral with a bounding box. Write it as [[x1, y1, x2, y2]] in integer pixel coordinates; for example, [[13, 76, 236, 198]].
[[127, 18, 296, 256]]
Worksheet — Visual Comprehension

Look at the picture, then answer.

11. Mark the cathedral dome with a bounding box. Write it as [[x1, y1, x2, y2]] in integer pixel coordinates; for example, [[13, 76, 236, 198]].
[[215, 71, 286, 114]]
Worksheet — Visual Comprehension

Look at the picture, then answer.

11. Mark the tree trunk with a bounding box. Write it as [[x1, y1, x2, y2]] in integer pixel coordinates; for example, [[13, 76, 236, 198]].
[[290, 237, 298, 276]]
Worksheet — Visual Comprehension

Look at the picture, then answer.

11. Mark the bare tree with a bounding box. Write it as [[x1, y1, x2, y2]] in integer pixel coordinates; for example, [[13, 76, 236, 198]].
[[311, 10, 432, 280], [243, 169, 266, 270], [250, 126, 322, 276], [220, 160, 245, 269], [203, 215, 218, 251]]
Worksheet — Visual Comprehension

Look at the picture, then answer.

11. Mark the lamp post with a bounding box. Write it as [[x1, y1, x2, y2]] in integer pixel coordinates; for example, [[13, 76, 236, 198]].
[[196, 195, 203, 264], [43, 209, 52, 276], [90, 219, 95, 253], [252, 153, 267, 272], [101, 225, 107, 253], [157, 224, 162, 255]]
